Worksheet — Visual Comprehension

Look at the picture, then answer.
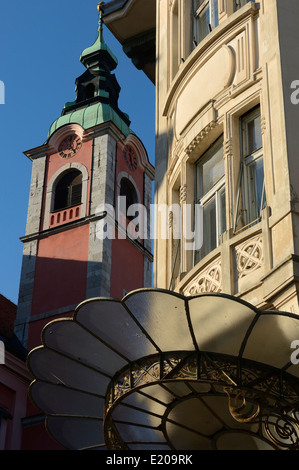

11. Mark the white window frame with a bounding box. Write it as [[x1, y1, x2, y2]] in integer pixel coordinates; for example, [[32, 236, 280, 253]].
[[200, 178, 225, 250], [241, 107, 265, 226], [193, 0, 219, 46], [170, 0, 180, 78], [194, 137, 226, 264]]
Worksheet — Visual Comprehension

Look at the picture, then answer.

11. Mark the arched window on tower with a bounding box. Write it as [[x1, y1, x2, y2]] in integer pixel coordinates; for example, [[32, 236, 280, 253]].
[[54, 170, 83, 211], [119, 178, 138, 221]]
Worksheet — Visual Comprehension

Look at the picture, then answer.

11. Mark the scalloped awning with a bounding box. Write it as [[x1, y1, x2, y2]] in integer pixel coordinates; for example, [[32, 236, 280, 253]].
[[27, 289, 299, 450]]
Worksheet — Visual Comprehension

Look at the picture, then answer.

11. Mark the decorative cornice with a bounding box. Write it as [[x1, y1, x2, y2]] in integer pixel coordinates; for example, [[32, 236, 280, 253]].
[[185, 121, 219, 156]]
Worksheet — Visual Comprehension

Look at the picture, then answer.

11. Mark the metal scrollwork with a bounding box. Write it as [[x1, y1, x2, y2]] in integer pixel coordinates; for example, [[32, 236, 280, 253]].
[[104, 351, 299, 450], [264, 413, 299, 449], [224, 387, 261, 423]]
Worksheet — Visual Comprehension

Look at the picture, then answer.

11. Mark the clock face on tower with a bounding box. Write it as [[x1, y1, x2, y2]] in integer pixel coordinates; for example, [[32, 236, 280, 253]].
[[123, 145, 137, 171], [58, 135, 82, 159]]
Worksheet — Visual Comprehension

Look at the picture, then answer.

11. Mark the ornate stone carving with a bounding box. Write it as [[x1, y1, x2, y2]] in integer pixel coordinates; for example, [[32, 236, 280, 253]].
[[185, 121, 218, 155], [184, 260, 222, 295], [236, 235, 263, 278], [173, 138, 184, 159], [224, 137, 233, 158], [261, 116, 266, 136], [179, 184, 187, 204]]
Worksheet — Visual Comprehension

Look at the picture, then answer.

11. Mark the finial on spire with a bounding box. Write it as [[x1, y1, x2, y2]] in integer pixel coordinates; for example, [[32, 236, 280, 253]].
[[80, 1, 118, 71], [97, 2, 105, 38], [97, 2, 104, 13]]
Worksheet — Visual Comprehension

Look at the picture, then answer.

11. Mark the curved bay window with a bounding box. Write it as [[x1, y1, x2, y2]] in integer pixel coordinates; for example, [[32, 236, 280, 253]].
[[53, 170, 82, 212], [194, 136, 226, 264]]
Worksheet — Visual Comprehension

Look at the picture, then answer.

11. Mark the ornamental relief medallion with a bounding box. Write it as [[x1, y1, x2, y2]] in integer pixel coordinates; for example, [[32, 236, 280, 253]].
[[235, 235, 263, 279], [184, 260, 222, 296]]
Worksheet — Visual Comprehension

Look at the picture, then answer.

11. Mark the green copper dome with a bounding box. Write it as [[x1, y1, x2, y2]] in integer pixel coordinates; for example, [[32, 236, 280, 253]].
[[47, 101, 132, 140]]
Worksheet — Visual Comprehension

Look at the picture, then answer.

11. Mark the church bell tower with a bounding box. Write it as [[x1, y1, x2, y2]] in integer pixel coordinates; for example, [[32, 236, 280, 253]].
[[15, 4, 154, 358]]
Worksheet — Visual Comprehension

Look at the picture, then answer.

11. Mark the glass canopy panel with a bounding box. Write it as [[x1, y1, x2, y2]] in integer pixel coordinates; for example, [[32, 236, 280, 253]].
[[216, 432, 274, 450], [133, 386, 177, 406], [43, 319, 128, 376], [112, 405, 162, 427], [284, 362, 299, 379], [166, 394, 262, 450], [167, 397, 222, 435], [166, 422, 213, 450], [116, 422, 165, 445], [75, 299, 157, 360], [161, 381, 195, 398], [188, 295, 257, 355], [47, 416, 105, 450], [30, 381, 105, 418], [202, 395, 259, 432], [120, 392, 167, 417], [242, 313, 299, 369], [28, 347, 110, 396], [124, 290, 193, 351]]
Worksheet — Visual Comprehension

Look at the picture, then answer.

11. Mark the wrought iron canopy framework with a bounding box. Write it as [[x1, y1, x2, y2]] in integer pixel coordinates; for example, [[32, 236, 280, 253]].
[[27, 289, 299, 450]]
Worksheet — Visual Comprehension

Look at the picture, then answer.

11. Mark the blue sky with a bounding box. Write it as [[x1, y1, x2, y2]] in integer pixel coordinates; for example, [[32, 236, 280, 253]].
[[0, 1, 155, 304]]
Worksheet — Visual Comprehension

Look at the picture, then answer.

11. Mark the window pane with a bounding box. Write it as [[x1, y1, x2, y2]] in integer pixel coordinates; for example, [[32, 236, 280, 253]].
[[211, 0, 219, 29], [248, 157, 266, 218], [202, 197, 216, 258], [197, 138, 224, 199], [234, 0, 252, 11], [194, 0, 206, 9], [246, 114, 262, 155], [197, 5, 210, 43], [219, 186, 226, 236], [195, 197, 216, 263], [195, 137, 225, 264], [194, 0, 219, 44]]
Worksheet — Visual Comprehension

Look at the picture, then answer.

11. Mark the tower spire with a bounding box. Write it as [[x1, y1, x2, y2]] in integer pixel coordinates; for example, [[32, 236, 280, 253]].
[[56, 1, 130, 130], [80, 1, 117, 71], [97, 1, 104, 41]]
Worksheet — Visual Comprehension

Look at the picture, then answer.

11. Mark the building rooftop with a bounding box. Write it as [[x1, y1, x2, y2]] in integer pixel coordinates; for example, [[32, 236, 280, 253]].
[[0, 294, 27, 361]]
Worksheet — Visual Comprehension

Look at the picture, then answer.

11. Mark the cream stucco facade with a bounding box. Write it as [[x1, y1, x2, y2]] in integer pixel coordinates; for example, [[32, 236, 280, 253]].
[[104, 0, 299, 315], [151, 0, 299, 314]]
